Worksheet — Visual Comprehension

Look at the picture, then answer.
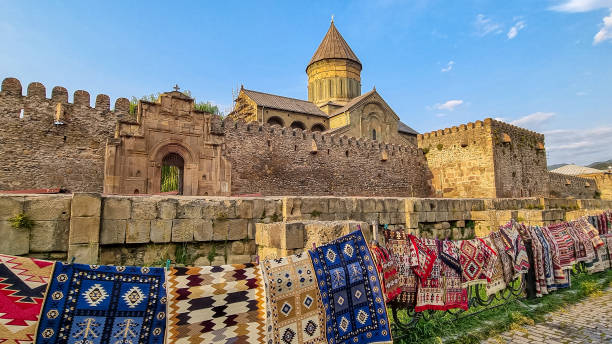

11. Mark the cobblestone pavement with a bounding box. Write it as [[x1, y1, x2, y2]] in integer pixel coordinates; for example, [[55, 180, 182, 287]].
[[482, 287, 612, 344]]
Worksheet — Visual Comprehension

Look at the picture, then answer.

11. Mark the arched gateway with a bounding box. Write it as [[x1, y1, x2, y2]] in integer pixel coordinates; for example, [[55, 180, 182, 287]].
[[103, 90, 231, 196]]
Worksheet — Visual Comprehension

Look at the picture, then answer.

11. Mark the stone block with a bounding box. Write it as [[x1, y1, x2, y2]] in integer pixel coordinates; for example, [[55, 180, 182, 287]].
[[404, 199, 416, 213], [68, 243, 99, 264], [456, 220, 465, 228], [452, 228, 463, 240], [126, 220, 151, 243], [177, 200, 202, 219], [100, 219, 126, 244], [71, 193, 101, 218], [194, 220, 213, 242], [172, 219, 195, 242], [283, 198, 302, 220], [231, 241, 245, 255], [0, 196, 24, 220], [0, 221, 29, 255], [131, 199, 157, 219], [236, 199, 254, 219], [220, 200, 238, 219], [329, 198, 348, 213], [25, 196, 71, 221], [103, 198, 131, 219], [150, 220, 172, 243], [405, 212, 419, 228], [69, 217, 100, 244], [30, 220, 69, 252], [228, 255, 252, 264], [228, 219, 248, 240], [255, 222, 281, 248], [361, 199, 377, 213], [426, 212, 436, 222], [301, 197, 329, 215], [435, 212, 449, 222], [281, 222, 305, 250], [158, 200, 177, 219]]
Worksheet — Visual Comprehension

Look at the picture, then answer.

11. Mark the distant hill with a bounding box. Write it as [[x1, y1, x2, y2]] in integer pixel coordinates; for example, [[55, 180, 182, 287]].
[[547, 163, 569, 171], [588, 159, 612, 171]]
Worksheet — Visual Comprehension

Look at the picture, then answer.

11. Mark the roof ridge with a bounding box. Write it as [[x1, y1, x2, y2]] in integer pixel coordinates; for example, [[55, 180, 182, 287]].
[[243, 88, 311, 104]]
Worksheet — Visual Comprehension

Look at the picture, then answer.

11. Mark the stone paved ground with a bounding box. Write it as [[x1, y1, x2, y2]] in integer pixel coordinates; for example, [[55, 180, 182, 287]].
[[482, 287, 612, 344]]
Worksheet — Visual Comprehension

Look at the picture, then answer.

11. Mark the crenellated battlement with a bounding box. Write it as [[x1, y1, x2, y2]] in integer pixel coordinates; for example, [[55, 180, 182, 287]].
[[417, 118, 545, 142], [221, 117, 420, 158], [1, 77, 130, 113]]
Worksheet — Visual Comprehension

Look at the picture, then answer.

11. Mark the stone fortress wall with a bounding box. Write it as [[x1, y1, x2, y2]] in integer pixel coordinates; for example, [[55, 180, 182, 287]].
[[222, 118, 434, 197], [1, 193, 610, 265], [0, 78, 131, 192]]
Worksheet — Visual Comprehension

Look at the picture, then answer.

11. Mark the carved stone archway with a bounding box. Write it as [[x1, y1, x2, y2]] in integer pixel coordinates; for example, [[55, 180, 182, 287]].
[[149, 140, 196, 195]]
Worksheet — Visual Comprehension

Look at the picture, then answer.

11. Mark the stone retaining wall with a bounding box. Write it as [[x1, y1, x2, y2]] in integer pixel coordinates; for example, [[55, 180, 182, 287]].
[[0, 194, 610, 265]]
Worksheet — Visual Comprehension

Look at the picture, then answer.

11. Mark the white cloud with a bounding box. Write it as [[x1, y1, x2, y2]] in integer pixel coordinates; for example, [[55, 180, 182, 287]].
[[543, 126, 612, 165], [435, 113, 447, 117], [441, 60, 455, 72], [433, 100, 464, 111], [509, 112, 556, 128], [475, 14, 503, 36], [507, 21, 526, 39], [576, 90, 589, 96], [594, 9, 612, 44], [551, 0, 612, 12]]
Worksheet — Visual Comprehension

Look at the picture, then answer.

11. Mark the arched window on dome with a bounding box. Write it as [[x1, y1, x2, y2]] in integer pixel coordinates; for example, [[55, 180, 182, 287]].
[[372, 129, 377, 141]]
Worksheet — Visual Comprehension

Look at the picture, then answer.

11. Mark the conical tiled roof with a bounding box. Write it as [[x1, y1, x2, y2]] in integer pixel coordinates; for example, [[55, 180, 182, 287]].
[[307, 21, 361, 69]]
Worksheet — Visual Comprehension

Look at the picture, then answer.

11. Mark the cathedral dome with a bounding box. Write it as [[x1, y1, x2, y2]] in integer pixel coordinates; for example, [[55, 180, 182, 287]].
[[307, 21, 362, 70]]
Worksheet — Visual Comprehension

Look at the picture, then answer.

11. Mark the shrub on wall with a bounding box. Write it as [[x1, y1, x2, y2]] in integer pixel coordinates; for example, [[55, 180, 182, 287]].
[[8, 213, 35, 230]]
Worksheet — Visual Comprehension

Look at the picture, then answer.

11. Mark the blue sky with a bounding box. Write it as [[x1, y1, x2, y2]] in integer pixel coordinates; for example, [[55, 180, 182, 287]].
[[1, 0, 611, 165]]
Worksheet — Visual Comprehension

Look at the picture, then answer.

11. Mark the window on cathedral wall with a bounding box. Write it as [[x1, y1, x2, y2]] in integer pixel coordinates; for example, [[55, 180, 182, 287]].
[[372, 129, 377, 141]]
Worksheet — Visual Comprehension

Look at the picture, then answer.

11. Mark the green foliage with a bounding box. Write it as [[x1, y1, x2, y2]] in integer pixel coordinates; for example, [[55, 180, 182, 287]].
[[207, 245, 217, 264], [9, 213, 34, 230], [271, 213, 280, 222], [310, 210, 321, 218], [594, 190, 602, 199], [128, 90, 224, 117], [436, 143, 443, 151], [215, 212, 228, 222], [175, 243, 190, 265], [422, 147, 430, 155], [161, 165, 180, 192]]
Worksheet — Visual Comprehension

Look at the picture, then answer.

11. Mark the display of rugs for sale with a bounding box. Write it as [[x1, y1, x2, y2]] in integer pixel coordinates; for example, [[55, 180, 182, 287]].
[[545, 223, 577, 269], [35, 263, 166, 344], [407, 234, 437, 282], [459, 238, 497, 286], [383, 230, 418, 310], [437, 240, 462, 275], [585, 237, 611, 273], [436, 240, 468, 311], [566, 222, 595, 263], [528, 227, 548, 297], [532, 227, 556, 292], [0, 254, 53, 344], [539, 226, 569, 288], [309, 230, 392, 344], [370, 245, 401, 303], [260, 253, 326, 344], [575, 218, 604, 249], [166, 264, 266, 344]]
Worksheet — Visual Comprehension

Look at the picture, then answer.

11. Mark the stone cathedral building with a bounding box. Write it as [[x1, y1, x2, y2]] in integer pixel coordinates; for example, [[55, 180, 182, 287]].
[[229, 20, 419, 146]]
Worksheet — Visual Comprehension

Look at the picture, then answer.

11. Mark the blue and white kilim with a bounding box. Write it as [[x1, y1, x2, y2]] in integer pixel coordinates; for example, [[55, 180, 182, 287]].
[[35, 262, 166, 344], [309, 230, 392, 344]]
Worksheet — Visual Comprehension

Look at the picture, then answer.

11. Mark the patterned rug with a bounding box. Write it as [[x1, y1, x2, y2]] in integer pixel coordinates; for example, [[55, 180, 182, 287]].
[[527, 227, 548, 297], [0, 254, 53, 344], [483, 237, 507, 296], [490, 231, 514, 284], [166, 263, 266, 344], [309, 229, 392, 344], [35, 263, 166, 344], [436, 240, 468, 311], [408, 235, 437, 282], [500, 223, 530, 275], [585, 234, 611, 273], [545, 223, 577, 269], [575, 218, 604, 250], [459, 239, 497, 286], [437, 240, 462, 275], [383, 230, 418, 310], [539, 225, 568, 287], [415, 239, 467, 312], [260, 253, 326, 344], [566, 222, 594, 263], [370, 245, 401, 303]]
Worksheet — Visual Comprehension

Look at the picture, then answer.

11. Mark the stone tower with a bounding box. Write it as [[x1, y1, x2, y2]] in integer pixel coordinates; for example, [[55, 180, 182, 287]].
[[306, 20, 362, 107]]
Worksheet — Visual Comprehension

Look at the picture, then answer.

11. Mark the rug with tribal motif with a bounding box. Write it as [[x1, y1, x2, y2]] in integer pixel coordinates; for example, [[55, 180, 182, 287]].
[[566, 222, 595, 263], [500, 223, 530, 275], [575, 218, 604, 250], [482, 237, 507, 296], [35, 263, 166, 344], [459, 239, 497, 286], [490, 231, 514, 285], [383, 230, 418, 310], [0, 254, 53, 344], [310, 229, 392, 344], [370, 245, 401, 303], [260, 253, 326, 344], [408, 234, 437, 282], [545, 223, 577, 269], [166, 263, 266, 344]]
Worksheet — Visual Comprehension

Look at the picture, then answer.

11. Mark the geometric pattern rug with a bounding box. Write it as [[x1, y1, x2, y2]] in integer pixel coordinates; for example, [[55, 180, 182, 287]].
[[166, 264, 266, 344], [309, 229, 392, 344], [0, 254, 53, 344], [459, 239, 497, 287], [260, 253, 326, 344], [35, 262, 167, 344], [382, 230, 418, 310]]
